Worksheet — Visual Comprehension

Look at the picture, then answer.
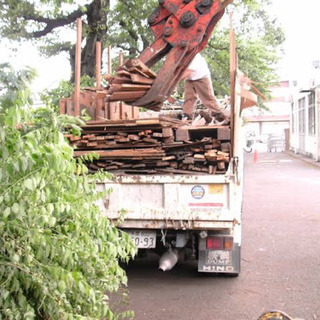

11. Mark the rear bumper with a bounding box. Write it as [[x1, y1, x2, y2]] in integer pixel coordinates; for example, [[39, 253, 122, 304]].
[[115, 219, 236, 230]]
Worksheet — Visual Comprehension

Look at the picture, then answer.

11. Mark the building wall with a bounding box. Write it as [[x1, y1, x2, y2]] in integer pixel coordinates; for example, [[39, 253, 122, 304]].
[[243, 80, 291, 143], [290, 86, 319, 161]]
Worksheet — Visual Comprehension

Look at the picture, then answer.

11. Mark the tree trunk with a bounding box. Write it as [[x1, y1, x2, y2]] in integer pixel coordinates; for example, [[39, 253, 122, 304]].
[[70, 0, 109, 82]]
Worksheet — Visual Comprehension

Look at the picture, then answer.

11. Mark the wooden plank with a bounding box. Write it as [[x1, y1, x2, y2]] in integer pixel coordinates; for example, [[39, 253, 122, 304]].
[[175, 128, 190, 141], [74, 148, 165, 158], [162, 128, 174, 138], [69, 136, 81, 142], [128, 67, 151, 79], [108, 91, 146, 102], [130, 73, 154, 85], [125, 59, 157, 78], [217, 127, 231, 140], [59, 98, 66, 114], [136, 119, 160, 125], [183, 157, 195, 165], [142, 138, 159, 144], [152, 132, 163, 138], [162, 156, 176, 161], [87, 142, 98, 147], [217, 161, 226, 170], [209, 165, 217, 174], [221, 142, 231, 152], [111, 77, 133, 85], [128, 134, 140, 141], [110, 84, 151, 93], [117, 70, 131, 77], [194, 154, 205, 160]]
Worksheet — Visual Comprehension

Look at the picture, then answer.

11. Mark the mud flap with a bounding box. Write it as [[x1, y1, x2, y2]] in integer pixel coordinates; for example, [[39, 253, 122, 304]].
[[198, 238, 241, 274]]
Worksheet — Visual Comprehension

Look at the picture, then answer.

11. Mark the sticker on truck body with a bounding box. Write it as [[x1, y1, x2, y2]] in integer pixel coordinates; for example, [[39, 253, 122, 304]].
[[191, 185, 205, 199], [188, 184, 226, 208]]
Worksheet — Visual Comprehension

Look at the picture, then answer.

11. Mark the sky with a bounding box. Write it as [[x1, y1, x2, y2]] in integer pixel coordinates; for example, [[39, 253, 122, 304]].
[[1, 0, 320, 94], [270, 0, 320, 82]]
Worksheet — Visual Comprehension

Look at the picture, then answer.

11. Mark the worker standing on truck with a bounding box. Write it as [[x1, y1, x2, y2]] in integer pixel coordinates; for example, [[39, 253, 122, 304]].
[[181, 53, 228, 123]]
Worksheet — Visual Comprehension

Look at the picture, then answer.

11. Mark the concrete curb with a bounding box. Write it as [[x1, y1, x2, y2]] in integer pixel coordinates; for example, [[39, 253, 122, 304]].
[[285, 151, 320, 169]]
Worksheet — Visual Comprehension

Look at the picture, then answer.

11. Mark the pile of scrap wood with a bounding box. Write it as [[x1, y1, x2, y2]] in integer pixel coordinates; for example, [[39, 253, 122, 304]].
[[104, 59, 156, 105], [66, 117, 231, 175]]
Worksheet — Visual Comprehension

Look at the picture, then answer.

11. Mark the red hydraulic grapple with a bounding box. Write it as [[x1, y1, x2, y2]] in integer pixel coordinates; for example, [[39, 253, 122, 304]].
[[108, 0, 233, 110]]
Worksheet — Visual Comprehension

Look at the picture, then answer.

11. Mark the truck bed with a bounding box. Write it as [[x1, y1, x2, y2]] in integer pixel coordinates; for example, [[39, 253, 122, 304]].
[[97, 171, 240, 231]]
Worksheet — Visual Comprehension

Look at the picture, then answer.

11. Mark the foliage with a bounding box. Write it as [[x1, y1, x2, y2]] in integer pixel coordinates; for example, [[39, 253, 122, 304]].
[[0, 0, 284, 99], [41, 75, 95, 111], [0, 0, 109, 78], [0, 63, 36, 110], [203, 0, 285, 98], [108, 0, 157, 56], [0, 68, 136, 318]]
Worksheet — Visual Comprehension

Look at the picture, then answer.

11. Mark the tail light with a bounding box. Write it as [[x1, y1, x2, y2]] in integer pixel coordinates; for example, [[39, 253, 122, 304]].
[[206, 236, 233, 251]]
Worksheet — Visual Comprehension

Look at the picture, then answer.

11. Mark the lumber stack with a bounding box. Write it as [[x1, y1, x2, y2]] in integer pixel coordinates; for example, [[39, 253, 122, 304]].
[[104, 59, 156, 106], [66, 117, 231, 175]]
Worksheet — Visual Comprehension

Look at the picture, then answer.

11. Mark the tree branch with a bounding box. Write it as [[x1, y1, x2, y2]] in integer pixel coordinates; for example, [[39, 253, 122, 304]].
[[22, 6, 89, 38], [119, 20, 138, 42], [207, 42, 228, 51]]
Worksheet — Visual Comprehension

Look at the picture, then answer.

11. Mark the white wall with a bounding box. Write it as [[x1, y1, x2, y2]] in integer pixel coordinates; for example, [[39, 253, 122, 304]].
[[290, 86, 320, 160]]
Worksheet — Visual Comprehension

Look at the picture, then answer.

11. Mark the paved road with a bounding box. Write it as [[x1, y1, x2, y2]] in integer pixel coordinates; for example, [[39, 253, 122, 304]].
[[122, 152, 320, 320]]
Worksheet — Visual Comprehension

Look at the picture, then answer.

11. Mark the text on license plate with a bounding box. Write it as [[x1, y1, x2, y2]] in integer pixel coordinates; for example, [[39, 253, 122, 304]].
[[127, 230, 156, 248]]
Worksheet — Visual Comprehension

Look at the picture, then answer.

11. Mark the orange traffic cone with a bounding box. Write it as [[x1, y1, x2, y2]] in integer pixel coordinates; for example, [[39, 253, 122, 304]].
[[253, 149, 258, 163]]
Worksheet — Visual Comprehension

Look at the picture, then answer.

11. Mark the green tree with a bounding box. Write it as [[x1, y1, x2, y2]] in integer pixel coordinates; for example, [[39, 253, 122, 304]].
[[0, 0, 109, 80], [0, 0, 284, 98], [0, 63, 36, 110], [203, 0, 285, 97], [108, 0, 157, 56], [0, 66, 136, 319]]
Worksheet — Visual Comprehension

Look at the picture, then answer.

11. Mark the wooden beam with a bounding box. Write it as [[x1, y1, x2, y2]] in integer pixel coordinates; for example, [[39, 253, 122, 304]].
[[96, 41, 102, 89], [74, 18, 82, 117], [108, 45, 112, 74], [119, 51, 124, 119], [229, 13, 236, 158]]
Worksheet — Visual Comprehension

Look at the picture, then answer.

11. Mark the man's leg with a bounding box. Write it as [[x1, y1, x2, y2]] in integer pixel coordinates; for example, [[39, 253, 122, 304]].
[[193, 77, 227, 121], [183, 80, 197, 117]]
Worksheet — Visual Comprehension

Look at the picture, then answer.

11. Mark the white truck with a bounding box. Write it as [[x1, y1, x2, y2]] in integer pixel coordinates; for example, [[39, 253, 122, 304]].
[[97, 89, 246, 275], [95, 0, 257, 274]]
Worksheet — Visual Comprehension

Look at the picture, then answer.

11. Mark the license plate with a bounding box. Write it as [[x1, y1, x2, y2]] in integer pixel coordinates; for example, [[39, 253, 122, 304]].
[[127, 230, 156, 248]]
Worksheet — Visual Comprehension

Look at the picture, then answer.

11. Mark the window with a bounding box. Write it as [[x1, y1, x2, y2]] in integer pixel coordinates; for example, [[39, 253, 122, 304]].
[[298, 97, 305, 134], [308, 92, 316, 135], [291, 103, 295, 134]]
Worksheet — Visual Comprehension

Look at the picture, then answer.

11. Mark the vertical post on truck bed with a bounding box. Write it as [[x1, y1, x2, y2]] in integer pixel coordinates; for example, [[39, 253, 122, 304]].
[[119, 51, 124, 119], [74, 18, 82, 117], [106, 46, 112, 119], [229, 13, 237, 158], [96, 41, 102, 89], [95, 41, 102, 120]]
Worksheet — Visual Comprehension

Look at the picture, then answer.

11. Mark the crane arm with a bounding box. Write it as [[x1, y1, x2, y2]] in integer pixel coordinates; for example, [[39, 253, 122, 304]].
[[108, 0, 233, 110]]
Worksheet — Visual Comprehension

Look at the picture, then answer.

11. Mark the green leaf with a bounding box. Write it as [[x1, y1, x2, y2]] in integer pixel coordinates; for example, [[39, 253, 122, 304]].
[[24, 178, 34, 191], [57, 280, 66, 293], [12, 254, 20, 263], [47, 203, 54, 214], [11, 202, 20, 214], [3, 207, 11, 219]]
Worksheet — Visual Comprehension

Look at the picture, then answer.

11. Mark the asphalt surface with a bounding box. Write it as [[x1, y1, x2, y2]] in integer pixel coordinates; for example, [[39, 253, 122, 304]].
[[121, 152, 320, 320]]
